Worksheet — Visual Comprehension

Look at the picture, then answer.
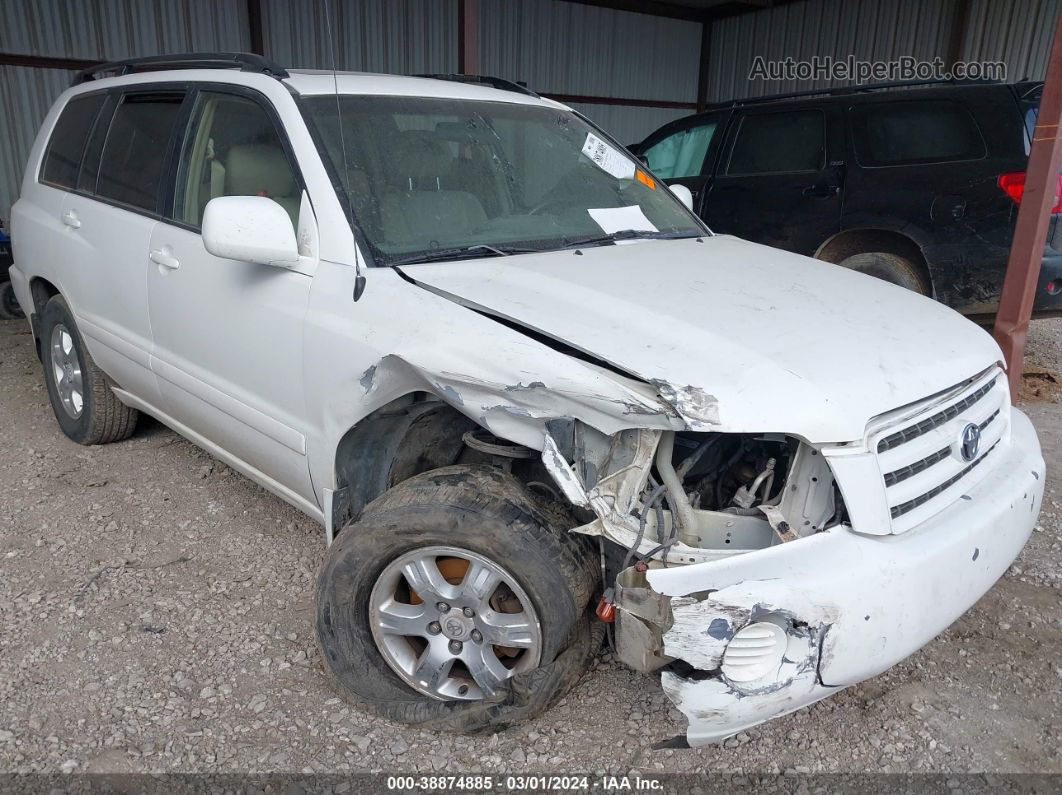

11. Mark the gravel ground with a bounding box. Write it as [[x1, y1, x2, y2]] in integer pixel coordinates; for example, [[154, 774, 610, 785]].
[[0, 315, 1060, 777]]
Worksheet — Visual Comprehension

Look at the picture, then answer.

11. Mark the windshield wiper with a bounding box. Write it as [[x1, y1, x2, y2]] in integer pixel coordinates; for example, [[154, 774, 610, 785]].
[[388, 243, 536, 267], [560, 229, 702, 250]]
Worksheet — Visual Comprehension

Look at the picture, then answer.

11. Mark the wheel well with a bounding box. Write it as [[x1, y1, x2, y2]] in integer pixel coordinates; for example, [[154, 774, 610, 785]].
[[815, 229, 932, 292], [29, 277, 60, 359], [331, 393, 478, 530]]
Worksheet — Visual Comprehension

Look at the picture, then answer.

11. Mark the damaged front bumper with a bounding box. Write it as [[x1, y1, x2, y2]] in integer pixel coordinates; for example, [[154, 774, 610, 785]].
[[616, 409, 1044, 745]]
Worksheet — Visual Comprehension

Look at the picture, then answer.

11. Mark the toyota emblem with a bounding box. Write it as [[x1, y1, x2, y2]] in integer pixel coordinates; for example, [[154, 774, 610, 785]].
[[960, 422, 980, 462]]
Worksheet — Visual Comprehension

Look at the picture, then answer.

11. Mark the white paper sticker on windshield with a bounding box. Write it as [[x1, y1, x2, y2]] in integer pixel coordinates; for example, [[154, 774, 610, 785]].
[[588, 205, 658, 234], [582, 132, 636, 180]]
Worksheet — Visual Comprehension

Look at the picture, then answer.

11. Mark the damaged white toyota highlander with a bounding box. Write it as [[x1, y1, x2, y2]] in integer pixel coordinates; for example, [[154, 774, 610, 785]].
[[10, 55, 1045, 745]]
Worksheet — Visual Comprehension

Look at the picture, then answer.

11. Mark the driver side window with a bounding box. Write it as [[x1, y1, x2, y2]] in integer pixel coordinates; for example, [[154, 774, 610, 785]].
[[173, 91, 300, 229]]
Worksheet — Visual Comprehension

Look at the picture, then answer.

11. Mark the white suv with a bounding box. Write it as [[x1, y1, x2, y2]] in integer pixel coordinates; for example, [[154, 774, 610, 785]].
[[9, 53, 1045, 745]]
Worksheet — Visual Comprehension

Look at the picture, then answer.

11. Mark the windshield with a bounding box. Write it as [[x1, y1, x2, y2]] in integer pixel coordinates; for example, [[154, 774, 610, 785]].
[[301, 95, 705, 265]]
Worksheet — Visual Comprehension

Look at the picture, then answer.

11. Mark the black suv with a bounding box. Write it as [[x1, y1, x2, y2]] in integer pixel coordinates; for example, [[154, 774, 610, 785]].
[[0, 218, 20, 319], [632, 80, 1060, 318]]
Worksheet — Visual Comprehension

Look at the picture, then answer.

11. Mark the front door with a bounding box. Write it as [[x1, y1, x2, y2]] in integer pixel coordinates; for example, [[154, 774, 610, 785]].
[[146, 87, 317, 509], [635, 111, 729, 216], [705, 106, 844, 255]]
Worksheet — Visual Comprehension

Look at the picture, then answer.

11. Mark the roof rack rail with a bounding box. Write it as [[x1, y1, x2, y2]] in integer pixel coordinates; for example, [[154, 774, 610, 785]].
[[73, 52, 288, 85], [704, 77, 1002, 111], [415, 73, 540, 98]]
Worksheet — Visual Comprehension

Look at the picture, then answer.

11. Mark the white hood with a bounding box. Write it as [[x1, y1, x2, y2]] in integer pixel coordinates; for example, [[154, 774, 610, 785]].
[[400, 235, 1003, 443]]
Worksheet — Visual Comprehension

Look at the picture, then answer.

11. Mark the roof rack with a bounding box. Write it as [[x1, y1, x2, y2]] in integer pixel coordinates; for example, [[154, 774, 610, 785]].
[[703, 77, 1003, 111], [415, 73, 540, 98], [73, 52, 288, 85]]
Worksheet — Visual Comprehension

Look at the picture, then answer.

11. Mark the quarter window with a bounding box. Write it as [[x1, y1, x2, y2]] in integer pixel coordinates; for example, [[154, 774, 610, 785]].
[[173, 91, 300, 228], [40, 94, 106, 189], [853, 101, 986, 167], [727, 110, 825, 175], [642, 122, 717, 179], [96, 91, 185, 213]]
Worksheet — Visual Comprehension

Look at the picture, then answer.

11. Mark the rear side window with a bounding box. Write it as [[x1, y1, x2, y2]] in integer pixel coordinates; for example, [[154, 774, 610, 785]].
[[853, 100, 986, 167], [96, 92, 185, 212], [726, 110, 825, 175], [40, 94, 107, 189], [642, 121, 718, 179]]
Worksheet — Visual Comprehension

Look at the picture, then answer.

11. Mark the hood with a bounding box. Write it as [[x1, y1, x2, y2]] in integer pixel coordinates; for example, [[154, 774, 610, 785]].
[[399, 235, 1003, 443]]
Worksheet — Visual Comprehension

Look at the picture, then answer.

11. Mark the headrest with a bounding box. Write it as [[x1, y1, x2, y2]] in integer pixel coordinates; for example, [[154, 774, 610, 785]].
[[225, 144, 296, 198], [391, 130, 454, 182]]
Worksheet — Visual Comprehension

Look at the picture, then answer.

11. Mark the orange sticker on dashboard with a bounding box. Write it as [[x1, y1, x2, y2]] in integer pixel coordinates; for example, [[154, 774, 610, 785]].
[[635, 169, 656, 190]]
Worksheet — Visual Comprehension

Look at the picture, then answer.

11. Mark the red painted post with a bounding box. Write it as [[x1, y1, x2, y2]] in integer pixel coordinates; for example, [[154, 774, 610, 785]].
[[459, 0, 480, 75], [993, 11, 1062, 402]]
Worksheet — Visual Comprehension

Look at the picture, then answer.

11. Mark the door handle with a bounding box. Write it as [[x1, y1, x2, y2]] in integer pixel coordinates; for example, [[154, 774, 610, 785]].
[[149, 248, 180, 270], [61, 210, 81, 229], [801, 184, 840, 199]]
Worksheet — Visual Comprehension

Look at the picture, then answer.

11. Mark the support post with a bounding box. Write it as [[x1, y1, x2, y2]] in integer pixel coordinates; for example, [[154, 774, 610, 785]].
[[993, 11, 1062, 402], [247, 0, 264, 56], [459, 0, 479, 75], [697, 20, 711, 111]]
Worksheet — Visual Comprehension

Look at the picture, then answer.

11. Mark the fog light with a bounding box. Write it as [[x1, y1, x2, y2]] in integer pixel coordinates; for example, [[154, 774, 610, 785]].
[[721, 621, 788, 683], [1047, 280, 1061, 296]]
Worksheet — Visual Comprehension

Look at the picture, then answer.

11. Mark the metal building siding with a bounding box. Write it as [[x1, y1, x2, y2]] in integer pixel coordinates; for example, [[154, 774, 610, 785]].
[[261, 0, 457, 73], [479, 0, 700, 102], [0, 66, 74, 222], [0, 0, 248, 59], [567, 102, 691, 146], [962, 0, 1062, 80], [706, 0, 958, 102]]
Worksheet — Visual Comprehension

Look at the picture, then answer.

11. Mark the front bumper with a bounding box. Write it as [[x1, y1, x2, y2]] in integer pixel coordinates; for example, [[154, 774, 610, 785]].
[[642, 409, 1044, 746]]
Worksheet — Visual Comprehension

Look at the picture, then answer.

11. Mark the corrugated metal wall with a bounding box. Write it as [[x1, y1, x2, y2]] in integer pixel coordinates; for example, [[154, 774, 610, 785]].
[[0, 0, 249, 222], [962, 0, 1062, 81], [707, 0, 960, 101], [260, 0, 457, 74], [706, 0, 1061, 103], [3, 0, 1062, 222], [478, 0, 699, 142]]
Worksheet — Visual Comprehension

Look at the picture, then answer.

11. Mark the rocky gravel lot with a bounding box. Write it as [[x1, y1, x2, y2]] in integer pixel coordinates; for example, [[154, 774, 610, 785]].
[[0, 315, 1060, 778]]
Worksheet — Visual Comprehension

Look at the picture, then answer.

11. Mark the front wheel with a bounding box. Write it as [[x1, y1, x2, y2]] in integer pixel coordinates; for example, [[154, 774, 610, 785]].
[[316, 465, 601, 733]]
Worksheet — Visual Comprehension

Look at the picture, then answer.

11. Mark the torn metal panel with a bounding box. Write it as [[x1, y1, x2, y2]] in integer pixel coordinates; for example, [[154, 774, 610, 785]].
[[639, 410, 1042, 745]]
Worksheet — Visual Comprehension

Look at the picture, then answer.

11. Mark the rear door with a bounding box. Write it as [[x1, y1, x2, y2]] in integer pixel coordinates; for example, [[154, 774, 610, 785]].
[[705, 105, 844, 254], [634, 111, 729, 216], [58, 87, 187, 406]]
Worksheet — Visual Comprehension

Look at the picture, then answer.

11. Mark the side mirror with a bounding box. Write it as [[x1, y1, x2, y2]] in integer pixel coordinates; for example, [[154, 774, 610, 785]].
[[669, 184, 694, 212], [202, 196, 299, 267]]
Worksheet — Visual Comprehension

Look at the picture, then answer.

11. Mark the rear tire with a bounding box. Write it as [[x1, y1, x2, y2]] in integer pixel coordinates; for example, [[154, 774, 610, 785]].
[[316, 465, 602, 733], [39, 295, 138, 445], [0, 280, 23, 319], [838, 251, 930, 295]]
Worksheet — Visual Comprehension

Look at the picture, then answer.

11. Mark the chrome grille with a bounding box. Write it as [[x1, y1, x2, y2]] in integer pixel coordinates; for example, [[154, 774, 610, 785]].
[[870, 368, 1009, 533]]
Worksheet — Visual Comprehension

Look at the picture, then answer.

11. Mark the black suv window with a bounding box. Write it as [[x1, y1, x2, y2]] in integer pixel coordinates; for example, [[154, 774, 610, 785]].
[[40, 94, 107, 189], [727, 110, 825, 175], [96, 91, 186, 213], [852, 100, 985, 167]]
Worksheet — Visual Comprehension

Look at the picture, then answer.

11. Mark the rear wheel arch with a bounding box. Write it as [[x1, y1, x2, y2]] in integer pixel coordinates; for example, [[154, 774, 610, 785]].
[[29, 277, 60, 359], [814, 228, 933, 295]]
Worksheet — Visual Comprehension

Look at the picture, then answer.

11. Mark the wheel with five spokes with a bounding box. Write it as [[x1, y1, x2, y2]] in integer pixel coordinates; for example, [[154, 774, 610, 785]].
[[316, 465, 601, 733], [39, 294, 138, 445]]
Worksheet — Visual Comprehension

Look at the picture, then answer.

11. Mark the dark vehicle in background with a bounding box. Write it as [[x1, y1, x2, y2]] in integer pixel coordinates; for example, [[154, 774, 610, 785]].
[[632, 80, 1062, 318], [0, 218, 23, 319]]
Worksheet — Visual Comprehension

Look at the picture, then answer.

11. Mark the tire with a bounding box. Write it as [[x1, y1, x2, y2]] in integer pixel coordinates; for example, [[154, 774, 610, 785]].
[[39, 294, 138, 445], [838, 251, 930, 295], [0, 280, 23, 320], [316, 465, 602, 733]]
